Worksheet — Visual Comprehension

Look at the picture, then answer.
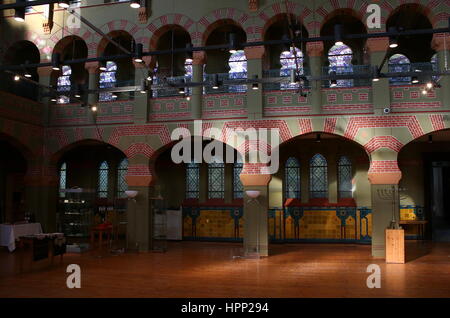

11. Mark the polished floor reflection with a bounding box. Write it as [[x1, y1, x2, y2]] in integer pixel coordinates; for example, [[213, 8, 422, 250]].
[[0, 241, 449, 298]]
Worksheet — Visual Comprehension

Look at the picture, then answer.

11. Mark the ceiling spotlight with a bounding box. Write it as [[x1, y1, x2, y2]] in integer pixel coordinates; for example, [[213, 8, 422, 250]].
[[212, 74, 220, 90], [112, 94, 118, 99], [289, 69, 298, 85], [329, 71, 337, 88], [58, 0, 70, 8], [412, 76, 419, 84], [252, 83, 259, 90], [14, 3, 25, 23], [422, 89, 428, 95], [185, 43, 193, 62], [51, 53, 61, 71], [99, 61, 107, 71], [130, 0, 141, 8], [426, 82, 433, 89], [229, 33, 238, 54], [139, 78, 148, 94], [185, 94, 191, 101], [133, 43, 143, 63], [91, 105, 98, 112], [388, 27, 398, 48], [24, 71, 32, 78], [178, 87, 185, 94], [334, 24, 344, 46], [14, 75, 20, 81], [50, 98, 57, 102], [372, 66, 380, 82]]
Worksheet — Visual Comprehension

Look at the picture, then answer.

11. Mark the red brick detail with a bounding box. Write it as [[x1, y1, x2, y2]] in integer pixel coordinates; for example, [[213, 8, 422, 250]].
[[324, 118, 337, 134], [222, 120, 292, 143], [202, 109, 247, 118], [125, 143, 155, 159], [393, 91, 403, 99], [343, 93, 353, 102], [430, 114, 446, 131], [108, 125, 171, 147], [127, 164, 153, 177], [264, 106, 310, 115], [149, 112, 191, 121], [327, 94, 337, 103], [345, 116, 424, 140], [241, 162, 271, 175], [323, 104, 371, 111], [237, 140, 272, 156], [368, 160, 401, 174], [391, 101, 442, 110], [364, 136, 404, 154], [298, 118, 313, 135]]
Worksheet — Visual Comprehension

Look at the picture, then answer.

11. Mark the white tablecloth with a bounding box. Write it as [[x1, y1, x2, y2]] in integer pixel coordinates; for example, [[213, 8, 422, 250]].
[[0, 223, 43, 252]]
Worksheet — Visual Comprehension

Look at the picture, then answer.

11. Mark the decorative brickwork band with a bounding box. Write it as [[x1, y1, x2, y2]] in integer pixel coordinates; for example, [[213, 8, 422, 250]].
[[368, 160, 402, 185], [244, 46, 265, 59], [138, 7, 149, 24], [248, 0, 258, 12]]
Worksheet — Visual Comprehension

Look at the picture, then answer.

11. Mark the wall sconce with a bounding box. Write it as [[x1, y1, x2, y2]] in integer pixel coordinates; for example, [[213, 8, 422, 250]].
[[125, 190, 139, 201]]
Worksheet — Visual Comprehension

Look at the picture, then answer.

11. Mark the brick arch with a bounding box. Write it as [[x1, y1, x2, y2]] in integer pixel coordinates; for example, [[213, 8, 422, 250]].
[[255, 1, 314, 42], [89, 20, 140, 58], [1, 30, 49, 63], [383, 0, 442, 29], [47, 26, 92, 58], [0, 130, 35, 162], [2, 40, 40, 64], [197, 8, 252, 46], [314, 2, 370, 37], [52, 34, 88, 59], [145, 14, 197, 51], [96, 30, 135, 57]]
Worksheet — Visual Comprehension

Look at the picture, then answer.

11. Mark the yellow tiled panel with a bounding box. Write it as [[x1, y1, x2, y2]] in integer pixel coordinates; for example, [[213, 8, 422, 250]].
[[285, 216, 295, 239], [400, 208, 417, 221], [299, 210, 341, 239], [183, 216, 192, 237], [345, 216, 356, 239]]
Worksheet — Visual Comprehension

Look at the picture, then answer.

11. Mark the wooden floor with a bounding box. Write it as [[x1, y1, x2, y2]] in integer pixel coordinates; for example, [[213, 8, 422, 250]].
[[1, 241, 450, 298]]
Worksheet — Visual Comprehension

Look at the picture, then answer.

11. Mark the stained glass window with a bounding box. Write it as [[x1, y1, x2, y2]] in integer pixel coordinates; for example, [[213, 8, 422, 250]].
[[228, 50, 247, 93], [280, 47, 304, 90], [431, 53, 439, 82], [98, 161, 109, 198], [233, 161, 244, 199], [186, 161, 200, 199], [388, 54, 411, 85], [338, 156, 352, 199], [285, 157, 300, 199], [59, 162, 67, 198], [99, 61, 118, 102], [185, 58, 193, 78], [309, 154, 328, 199], [57, 65, 72, 104], [328, 43, 353, 87], [117, 158, 128, 198], [208, 157, 225, 199]]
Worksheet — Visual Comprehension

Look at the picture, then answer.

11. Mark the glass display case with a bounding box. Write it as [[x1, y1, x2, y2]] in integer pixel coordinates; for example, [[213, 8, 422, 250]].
[[57, 188, 95, 242]]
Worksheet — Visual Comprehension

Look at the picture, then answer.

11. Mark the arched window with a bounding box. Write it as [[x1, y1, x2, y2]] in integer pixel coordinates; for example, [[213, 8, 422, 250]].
[[328, 43, 353, 87], [98, 161, 109, 198], [228, 50, 247, 92], [117, 158, 128, 198], [338, 156, 352, 199], [280, 47, 303, 90], [208, 157, 225, 199], [185, 57, 193, 78], [186, 161, 200, 199], [99, 61, 117, 102], [233, 161, 243, 199], [388, 54, 411, 85], [59, 162, 67, 197], [285, 157, 300, 199], [57, 65, 72, 104], [309, 154, 328, 199]]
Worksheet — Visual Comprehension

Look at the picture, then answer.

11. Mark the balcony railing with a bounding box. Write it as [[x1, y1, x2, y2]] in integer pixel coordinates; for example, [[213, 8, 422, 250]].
[[152, 75, 192, 98], [322, 65, 371, 88], [204, 72, 247, 94], [262, 68, 311, 91], [388, 62, 437, 86]]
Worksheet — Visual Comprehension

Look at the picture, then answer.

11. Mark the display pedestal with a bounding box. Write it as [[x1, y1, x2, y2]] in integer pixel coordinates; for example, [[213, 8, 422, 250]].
[[385, 229, 405, 264]]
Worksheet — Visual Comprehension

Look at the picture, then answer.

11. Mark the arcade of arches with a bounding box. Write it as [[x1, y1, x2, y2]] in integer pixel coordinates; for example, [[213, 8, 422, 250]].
[[1, 0, 450, 267]]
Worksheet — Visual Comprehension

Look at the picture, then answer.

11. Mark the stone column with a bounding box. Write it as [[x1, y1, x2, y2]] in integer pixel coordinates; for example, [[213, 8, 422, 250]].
[[125, 157, 156, 252], [306, 41, 324, 114], [191, 51, 207, 119], [240, 162, 271, 257], [366, 37, 390, 115], [244, 46, 265, 119], [133, 56, 154, 123], [24, 159, 59, 232], [37, 66, 55, 126], [432, 33, 450, 107], [85, 61, 100, 107], [367, 149, 402, 258]]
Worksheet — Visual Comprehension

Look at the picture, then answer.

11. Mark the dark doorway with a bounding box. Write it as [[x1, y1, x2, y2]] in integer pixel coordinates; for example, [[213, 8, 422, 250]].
[[430, 161, 450, 241]]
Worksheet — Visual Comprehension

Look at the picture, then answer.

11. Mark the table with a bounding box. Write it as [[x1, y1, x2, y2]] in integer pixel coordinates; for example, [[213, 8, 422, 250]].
[[0, 223, 43, 252], [399, 220, 428, 240]]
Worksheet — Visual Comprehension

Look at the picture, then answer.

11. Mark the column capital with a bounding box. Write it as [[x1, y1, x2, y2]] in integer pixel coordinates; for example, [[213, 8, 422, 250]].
[[244, 45, 265, 59], [367, 160, 402, 185], [133, 56, 154, 69], [365, 37, 389, 53], [240, 162, 272, 186], [432, 33, 450, 51], [192, 51, 207, 65], [85, 61, 100, 74], [306, 41, 324, 57], [37, 66, 54, 77]]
